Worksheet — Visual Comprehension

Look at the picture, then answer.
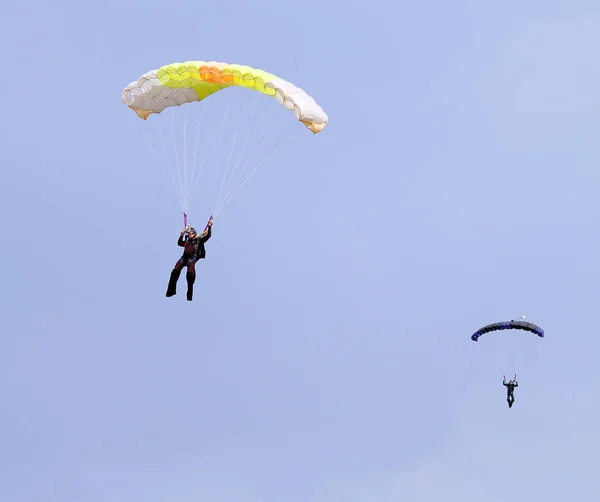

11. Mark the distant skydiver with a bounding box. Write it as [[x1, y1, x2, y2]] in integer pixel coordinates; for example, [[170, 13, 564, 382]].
[[166, 218, 213, 301], [503, 375, 518, 408]]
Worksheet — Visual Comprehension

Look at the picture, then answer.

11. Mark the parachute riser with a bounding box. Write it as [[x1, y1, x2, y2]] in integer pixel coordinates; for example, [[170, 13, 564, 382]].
[[203, 214, 213, 232]]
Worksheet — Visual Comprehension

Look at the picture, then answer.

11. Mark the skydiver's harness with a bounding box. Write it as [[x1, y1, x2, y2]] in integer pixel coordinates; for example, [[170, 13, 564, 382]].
[[180, 236, 202, 264], [178, 254, 198, 266]]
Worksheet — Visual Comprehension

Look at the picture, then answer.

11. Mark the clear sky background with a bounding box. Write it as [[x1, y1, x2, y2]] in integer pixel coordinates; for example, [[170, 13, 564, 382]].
[[2, 1, 600, 501]]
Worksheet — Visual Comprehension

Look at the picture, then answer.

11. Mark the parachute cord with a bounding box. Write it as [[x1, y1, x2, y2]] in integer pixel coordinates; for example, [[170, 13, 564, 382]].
[[129, 84, 308, 221], [141, 91, 181, 207], [183, 105, 189, 213], [189, 100, 228, 215], [215, 125, 295, 216], [214, 92, 253, 214], [213, 100, 230, 201], [214, 95, 280, 215], [216, 107, 268, 210], [221, 98, 229, 136], [187, 103, 207, 215], [127, 110, 185, 211], [215, 93, 284, 212], [189, 132, 211, 212], [215, 125, 278, 214], [171, 111, 185, 214], [135, 89, 186, 212], [213, 95, 264, 211], [159, 127, 180, 200], [216, 122, 295, 213], [145, 128, 185, 210]]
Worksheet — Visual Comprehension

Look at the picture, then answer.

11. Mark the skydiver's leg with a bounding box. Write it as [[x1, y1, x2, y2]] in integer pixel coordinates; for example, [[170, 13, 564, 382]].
[[186, 260, 196, 301], [166, 258, 185, 297]]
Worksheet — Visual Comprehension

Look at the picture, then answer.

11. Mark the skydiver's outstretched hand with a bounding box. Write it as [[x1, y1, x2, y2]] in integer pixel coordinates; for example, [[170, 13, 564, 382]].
[[208, 219, 213, 227]]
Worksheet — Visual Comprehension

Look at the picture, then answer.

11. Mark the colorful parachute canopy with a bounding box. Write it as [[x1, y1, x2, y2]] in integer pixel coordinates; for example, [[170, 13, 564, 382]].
[[471, 319, 544, 341], [121, 61, 328, 134]]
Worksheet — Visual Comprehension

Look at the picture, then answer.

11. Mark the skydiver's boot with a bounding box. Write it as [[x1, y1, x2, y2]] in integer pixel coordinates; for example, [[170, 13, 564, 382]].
[[166, 268, 181, 297], [186, 271, 195, 301]]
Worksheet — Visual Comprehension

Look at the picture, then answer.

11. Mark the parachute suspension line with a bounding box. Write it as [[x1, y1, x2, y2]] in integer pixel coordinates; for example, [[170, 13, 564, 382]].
[[136, 123, 185, 210], [209, 101, 226, 195], [216, 92, 272, 212], [141, 92, 183, 209], [214, 115, 277, 215], [212, 92, 297, 217], [212, 100, 230, 196], [128, 83, 317, 223], [182, 105, 189, 213], [215, 126, 293, 217], [171, 111, 185, 214], [133, 92, 185, 210], [216, 104, 271, 212], [186, 103, 207, 216], [189, 129, 212, 214], [215, 95, 298, 215], [158, 126, 180, 203], [186, 97, 230, 223], [190, 129, 211, 214], [221, 98, 230, 136], [214, 91, 254, 215]]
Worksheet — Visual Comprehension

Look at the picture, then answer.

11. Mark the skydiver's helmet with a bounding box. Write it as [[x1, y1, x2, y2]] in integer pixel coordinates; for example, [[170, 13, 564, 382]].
[[186, 226, 197, 239]]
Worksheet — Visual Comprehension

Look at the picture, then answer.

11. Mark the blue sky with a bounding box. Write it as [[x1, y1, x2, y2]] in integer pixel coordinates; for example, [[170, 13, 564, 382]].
[[2, 1, 600, 500]]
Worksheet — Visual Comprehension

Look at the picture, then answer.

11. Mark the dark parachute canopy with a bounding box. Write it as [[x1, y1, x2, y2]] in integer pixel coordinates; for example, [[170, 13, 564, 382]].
[[471, 318, 544, 342]]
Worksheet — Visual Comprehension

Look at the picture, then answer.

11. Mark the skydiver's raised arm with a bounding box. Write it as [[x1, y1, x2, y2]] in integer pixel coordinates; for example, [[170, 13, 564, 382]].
[[201, 225, 211, 242]]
